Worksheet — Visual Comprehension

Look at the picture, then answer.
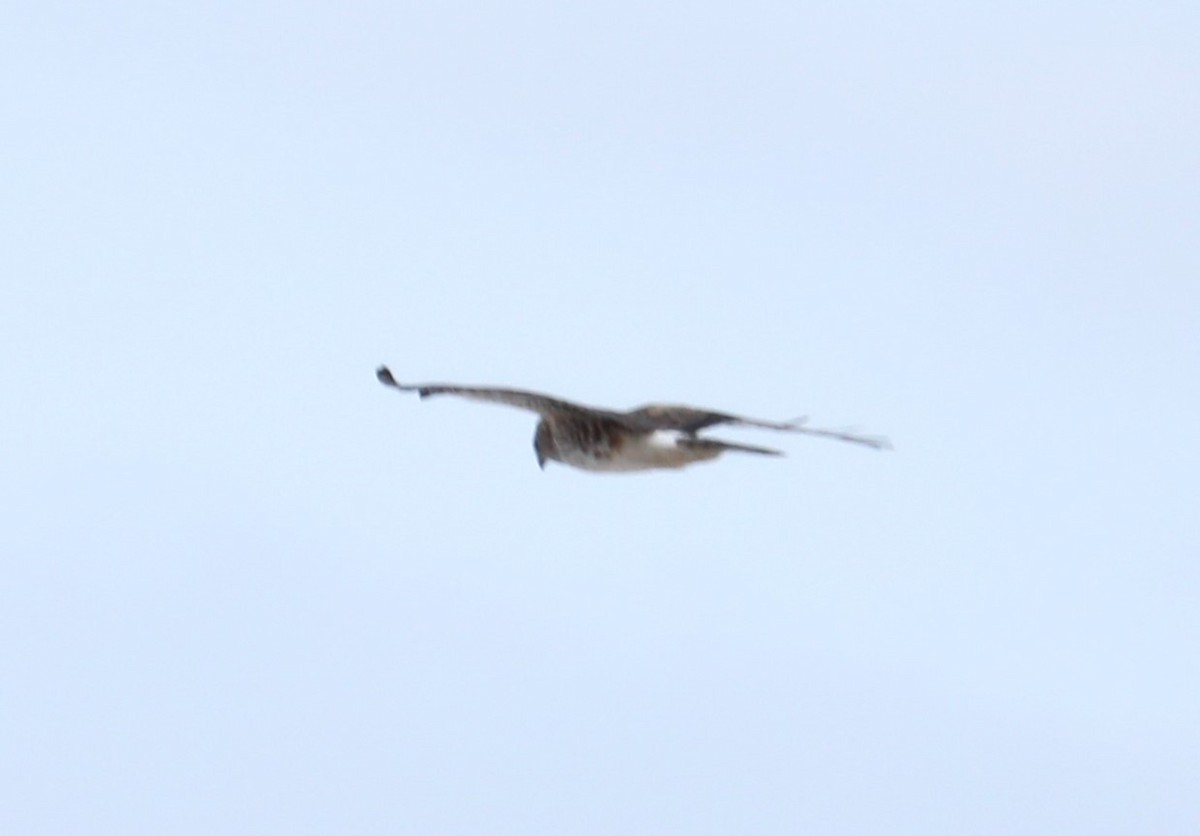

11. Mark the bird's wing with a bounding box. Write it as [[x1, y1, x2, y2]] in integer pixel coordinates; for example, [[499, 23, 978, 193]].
[[376, 366, 595, 417], [677, 436, 783, 457], [624, 404, 892, 450], [625, 404, 799, 433]]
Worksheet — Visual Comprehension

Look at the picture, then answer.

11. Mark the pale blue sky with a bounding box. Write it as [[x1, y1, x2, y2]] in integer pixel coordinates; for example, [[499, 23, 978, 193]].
[[3, 1, 1198, 833]]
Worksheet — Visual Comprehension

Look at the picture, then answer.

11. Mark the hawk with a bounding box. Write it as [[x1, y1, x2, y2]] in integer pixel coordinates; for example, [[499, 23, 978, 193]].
[[377, 365, 890, 473]]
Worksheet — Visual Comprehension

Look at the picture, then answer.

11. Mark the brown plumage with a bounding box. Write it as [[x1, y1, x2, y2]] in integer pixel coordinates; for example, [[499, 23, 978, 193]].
[[376, 365, 890, 473]]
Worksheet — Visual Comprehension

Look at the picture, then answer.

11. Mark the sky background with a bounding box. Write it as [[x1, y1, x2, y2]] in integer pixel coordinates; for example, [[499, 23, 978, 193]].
[[3, 1, 1199, 833]]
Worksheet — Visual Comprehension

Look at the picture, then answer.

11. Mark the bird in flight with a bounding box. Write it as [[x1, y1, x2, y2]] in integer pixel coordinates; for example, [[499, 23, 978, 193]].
[[377, 366, 890, 473]]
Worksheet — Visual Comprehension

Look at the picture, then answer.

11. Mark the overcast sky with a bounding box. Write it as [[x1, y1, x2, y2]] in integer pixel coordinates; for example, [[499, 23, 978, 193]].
[[3, 2, 1198, 833]]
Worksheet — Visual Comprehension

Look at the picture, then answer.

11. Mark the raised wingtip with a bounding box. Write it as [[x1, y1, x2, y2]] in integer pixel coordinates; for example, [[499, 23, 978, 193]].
[[376, 366, 431, 397], [376, 365, 397, 387]]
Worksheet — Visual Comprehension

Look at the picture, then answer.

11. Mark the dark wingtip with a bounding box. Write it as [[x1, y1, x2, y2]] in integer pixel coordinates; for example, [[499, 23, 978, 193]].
[[376, 366, 432, 397], [376, 365, 397, 387]]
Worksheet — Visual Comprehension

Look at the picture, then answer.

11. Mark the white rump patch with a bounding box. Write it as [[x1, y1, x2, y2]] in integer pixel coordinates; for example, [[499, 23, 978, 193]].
[[646, 429, 686, 450]]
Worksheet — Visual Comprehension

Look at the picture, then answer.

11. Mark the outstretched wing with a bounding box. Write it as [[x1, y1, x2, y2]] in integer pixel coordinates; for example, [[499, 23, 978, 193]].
[[677, 436, 783, 457], [625, 404, 801, 433], [376, 365, 594, 417], [624, 403, 891, 450]]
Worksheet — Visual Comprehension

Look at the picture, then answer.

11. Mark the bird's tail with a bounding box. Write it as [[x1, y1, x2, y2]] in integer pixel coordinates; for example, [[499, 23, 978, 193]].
[[680, 437, 783, 457]]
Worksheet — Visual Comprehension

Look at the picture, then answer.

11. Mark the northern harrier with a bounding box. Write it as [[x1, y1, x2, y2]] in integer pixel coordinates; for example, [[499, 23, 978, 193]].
[[377, 366, 889, 472]]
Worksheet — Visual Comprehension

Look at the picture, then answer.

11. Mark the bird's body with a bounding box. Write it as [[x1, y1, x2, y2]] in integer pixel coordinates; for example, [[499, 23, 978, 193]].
[[539, 420, 781, 472], [376, 365, 889, 473]]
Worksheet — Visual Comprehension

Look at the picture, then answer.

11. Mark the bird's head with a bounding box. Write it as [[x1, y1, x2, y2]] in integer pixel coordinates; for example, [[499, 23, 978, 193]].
[[533, 420, 556, 470]]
